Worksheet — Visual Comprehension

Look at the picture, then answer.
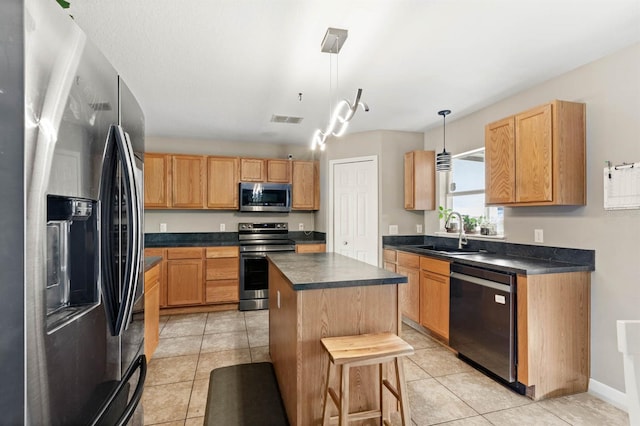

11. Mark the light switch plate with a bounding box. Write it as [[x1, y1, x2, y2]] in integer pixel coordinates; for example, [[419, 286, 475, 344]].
[[220, 223, 226, 232], [416, 224, 423, 234], [389, 225, 398, 235], [159, 223, 167, 233]]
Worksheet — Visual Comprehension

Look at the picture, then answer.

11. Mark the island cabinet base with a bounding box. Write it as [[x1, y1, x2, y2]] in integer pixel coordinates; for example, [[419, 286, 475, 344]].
[[269, 264, 400, 426]]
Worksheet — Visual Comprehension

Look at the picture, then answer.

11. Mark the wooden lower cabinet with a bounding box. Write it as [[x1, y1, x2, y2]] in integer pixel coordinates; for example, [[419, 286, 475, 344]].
[[294, 243, 326, 253], [144, 264, 160, 360], [419, 256, 450, 340], [205, 246, 239, 303], [517, 271, 590, 400], [397, 251, 420, 323], [166, 258, 204, 306], [144, 248, 167, 307]]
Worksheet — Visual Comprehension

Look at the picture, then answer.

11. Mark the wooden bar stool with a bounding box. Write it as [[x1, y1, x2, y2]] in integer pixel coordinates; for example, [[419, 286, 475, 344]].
[[320, 332, 414, 426]]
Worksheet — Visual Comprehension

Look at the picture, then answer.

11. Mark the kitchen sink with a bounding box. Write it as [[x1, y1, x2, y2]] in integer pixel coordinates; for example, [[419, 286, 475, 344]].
[[414, 245, 484, 255]]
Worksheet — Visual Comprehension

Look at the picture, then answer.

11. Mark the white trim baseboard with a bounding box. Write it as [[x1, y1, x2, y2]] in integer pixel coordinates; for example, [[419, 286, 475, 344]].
[[589, 378, 628, 412]]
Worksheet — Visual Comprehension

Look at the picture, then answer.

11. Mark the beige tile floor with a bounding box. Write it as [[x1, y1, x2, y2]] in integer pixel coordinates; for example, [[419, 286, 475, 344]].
[[142, 311, 630, 426]]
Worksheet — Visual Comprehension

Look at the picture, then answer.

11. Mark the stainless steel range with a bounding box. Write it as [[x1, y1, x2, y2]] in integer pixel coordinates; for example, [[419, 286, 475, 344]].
[[238, 223, 295, 311]]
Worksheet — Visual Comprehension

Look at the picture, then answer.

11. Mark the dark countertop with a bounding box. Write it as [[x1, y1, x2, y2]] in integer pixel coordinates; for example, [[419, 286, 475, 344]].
[[145, 256, 162, 271], [145, 231, 326, 248], [383, 235, 595, 275], [267, 252, 407, 291]]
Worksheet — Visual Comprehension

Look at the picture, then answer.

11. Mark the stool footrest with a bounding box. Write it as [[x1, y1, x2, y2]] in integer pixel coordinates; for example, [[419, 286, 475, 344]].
[[382, 378, 401, 401], [328, 387, 341, 409], [329, 409, 382, 423]]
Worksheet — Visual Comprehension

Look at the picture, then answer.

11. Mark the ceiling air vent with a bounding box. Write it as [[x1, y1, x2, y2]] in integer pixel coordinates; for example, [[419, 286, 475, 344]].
[[270, 115, 303, 124]]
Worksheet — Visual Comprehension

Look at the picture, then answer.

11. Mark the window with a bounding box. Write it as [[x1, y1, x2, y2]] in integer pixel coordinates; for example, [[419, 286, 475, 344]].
[[441, 148, 503, 236]]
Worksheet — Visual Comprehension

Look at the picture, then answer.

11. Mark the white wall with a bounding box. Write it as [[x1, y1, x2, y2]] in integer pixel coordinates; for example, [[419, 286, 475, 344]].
[[144, 136, 317, 233], [423, 43, 640, 395]]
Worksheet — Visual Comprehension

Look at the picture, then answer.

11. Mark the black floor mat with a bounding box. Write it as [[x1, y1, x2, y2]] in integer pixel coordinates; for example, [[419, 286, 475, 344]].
[[204, 362, 289, 426]]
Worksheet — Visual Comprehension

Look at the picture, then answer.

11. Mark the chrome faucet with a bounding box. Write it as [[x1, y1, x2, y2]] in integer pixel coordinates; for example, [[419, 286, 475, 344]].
[[445, 211, 468, 249]]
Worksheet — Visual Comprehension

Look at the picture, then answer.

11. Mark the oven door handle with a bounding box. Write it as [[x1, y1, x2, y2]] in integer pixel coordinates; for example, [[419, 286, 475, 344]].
[[241, 253, 268, 260], [450, 272, 513, 293]]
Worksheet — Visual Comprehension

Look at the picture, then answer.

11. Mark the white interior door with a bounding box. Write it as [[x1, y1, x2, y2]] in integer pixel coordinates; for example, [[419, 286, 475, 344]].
[[332, 157, 378, 266]]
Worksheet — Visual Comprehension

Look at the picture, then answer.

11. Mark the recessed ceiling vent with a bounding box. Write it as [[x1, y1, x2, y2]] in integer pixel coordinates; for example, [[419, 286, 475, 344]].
[[89, 102, 112, 111], [270, 115, 303, 124]]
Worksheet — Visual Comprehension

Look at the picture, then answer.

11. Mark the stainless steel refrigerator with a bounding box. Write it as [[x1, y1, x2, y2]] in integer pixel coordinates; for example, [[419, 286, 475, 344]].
[[0, 0, 147, 423]]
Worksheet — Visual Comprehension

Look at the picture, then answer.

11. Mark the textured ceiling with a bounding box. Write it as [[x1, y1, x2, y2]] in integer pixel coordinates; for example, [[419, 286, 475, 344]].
[[70, 0, 640, 146]]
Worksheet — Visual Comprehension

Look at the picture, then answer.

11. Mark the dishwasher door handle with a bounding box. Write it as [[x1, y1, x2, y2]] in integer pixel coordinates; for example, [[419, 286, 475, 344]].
[[450, 271, 513, 293]]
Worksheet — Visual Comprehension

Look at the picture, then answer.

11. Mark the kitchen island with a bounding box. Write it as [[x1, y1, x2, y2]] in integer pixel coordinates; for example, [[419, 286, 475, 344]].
[[267, 252, 408, 426]]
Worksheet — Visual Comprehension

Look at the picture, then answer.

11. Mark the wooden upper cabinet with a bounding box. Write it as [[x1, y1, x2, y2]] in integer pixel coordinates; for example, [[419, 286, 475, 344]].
[[404, 150, 435, 210], [207, 156, 239, 209], [267, 159, 291, 183], [485, 100, 585, 206], [171, 155, 206, 208], [240, 158, 266, 182], [144, 153, 171, 208], [292, 160, 319, 210], [485, 118, 516, 204]]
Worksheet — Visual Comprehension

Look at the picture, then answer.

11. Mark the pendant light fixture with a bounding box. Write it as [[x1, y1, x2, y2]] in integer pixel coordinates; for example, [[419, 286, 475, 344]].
[[311, 28, 369, 151], [436, 109, 452, 172]]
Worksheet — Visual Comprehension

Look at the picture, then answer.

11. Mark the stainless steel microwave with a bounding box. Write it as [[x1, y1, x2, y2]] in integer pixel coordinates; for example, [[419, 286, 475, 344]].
[[239, 182, 291, 212]]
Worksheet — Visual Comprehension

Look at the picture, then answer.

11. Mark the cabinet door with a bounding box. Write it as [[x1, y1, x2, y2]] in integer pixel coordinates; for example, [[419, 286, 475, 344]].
[[404, 151, 435, 211], [485, 117, 516, 205], [240, 158, 266, 182], [267, 159, 291, 183], [515, 104, 553, 203], [172, 155, 206, 208], [166, 259, 203, 306], [207, 156, 239, 209], [292, 161, 319, 210], [420, 271, 450, 339], [144, 154, 171, 208], [397, 266, 420, 323]]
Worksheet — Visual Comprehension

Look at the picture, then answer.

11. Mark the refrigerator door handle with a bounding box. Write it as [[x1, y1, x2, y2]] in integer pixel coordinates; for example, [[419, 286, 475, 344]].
[[100, 124, 141, 336], [113, 125, 142, 334], [89, 354, 147, 426]]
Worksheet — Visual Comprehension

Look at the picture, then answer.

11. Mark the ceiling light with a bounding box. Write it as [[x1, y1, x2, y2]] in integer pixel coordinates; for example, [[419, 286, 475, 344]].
[[436, 109, 452, 172], [311, 28, 369, 151]]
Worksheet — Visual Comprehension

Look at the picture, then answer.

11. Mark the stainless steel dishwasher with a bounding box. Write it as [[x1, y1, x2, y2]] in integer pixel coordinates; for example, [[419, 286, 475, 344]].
[[449, 263, 523, 392]]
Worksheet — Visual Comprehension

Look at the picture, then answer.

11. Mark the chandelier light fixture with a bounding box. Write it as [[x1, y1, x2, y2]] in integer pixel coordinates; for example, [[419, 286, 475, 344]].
[[311, 28, 369, 151], [436, 109, 452, 172]]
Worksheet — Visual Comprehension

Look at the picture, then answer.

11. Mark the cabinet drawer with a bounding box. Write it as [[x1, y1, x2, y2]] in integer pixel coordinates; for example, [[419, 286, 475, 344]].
[[295, 244, 326, 253], [206, 258, 239, 280], [383, 249, 397, 263], [205, 246, 239, 258], [397, 252, 420, 269], [420, 256, 450, 275], [206, 280, 239, 303], [167, 247, 204, 260], [383, 262, 397, 273]]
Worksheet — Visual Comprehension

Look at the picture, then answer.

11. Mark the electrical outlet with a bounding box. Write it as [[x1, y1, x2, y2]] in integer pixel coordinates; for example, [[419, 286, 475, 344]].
[[159, 223, 167, 233], [298, 223, 304, 231], [389, 225, 398, 235], [416, 224, 423, 234], [534, 229, 544, 243], [220, 223, 226, 232]]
